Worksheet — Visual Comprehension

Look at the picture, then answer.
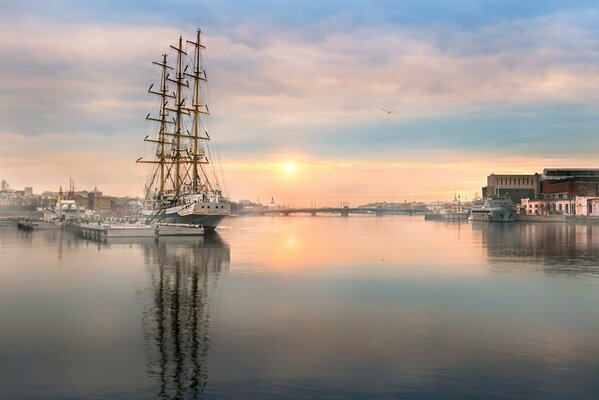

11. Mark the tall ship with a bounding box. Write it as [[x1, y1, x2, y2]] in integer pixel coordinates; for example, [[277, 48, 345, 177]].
[[137, 29, 230, 233], [469, 197, 516, 222]]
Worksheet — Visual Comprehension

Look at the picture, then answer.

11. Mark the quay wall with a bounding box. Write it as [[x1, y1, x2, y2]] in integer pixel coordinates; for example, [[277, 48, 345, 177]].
[[515, 215, 567, 223], [424, 213, 469, 221]]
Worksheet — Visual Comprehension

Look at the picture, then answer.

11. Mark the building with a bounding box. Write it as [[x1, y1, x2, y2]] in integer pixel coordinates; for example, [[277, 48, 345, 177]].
[[110, 197, 140, 217], [575, 196, 599, 216], [521, 198, 574, 215], [483, 173, 540, 203], [69, 191, 88, 209], [541, 169, 599, 199], [88, 186, 103, 210], [521, 195, 599, 216], [94, 195, 112, 215]]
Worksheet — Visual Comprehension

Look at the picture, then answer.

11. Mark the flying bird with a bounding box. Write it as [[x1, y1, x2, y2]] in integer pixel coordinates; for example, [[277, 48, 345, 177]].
[[382, 108, 396, 114]]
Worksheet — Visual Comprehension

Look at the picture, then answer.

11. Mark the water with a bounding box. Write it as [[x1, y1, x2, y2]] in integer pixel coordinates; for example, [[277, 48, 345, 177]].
[[2, 216, 599, 399]]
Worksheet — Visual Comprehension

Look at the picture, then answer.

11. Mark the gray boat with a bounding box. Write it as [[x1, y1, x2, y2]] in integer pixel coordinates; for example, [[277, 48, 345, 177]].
[[469, 197, 516, 222]]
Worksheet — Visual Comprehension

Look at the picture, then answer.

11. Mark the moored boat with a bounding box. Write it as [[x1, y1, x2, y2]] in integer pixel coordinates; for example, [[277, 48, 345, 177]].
[[469, 197, 516, 222]]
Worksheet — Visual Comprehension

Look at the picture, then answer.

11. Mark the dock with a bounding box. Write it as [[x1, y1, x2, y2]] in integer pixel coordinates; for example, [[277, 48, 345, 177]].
[[72, 222, 205, 241], [424, 213, 470, 221]]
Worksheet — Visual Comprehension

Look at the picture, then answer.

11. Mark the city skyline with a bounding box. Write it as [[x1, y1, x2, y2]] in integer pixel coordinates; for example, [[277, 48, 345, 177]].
[[2, 1, 599, 203]]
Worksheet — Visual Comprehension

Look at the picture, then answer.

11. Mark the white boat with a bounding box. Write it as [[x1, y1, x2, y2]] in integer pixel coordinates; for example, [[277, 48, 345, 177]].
[[469, 197, 516, 222]]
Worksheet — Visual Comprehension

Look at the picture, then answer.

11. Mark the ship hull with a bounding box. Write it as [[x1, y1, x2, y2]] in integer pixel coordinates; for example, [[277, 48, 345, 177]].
[[469, 209, 515, 222], [157, 213, 227, 233], [468, 197, 516, 223], [148, 200, 230, 233]]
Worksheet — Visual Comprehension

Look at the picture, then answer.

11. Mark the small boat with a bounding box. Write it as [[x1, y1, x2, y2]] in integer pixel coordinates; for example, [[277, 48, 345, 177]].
[[469, 197, 515, 222]]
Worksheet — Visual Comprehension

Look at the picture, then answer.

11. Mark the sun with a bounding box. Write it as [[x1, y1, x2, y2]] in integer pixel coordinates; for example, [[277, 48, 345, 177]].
[[284, 162, 296, 174]]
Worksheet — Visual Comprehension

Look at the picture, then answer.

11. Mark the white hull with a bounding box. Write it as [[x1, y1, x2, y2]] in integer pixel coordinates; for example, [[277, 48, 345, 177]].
[[144, 198, 230, 232]]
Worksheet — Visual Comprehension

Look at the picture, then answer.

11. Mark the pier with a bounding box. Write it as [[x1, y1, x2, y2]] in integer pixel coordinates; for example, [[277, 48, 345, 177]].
[[70, 222, 206, 241]]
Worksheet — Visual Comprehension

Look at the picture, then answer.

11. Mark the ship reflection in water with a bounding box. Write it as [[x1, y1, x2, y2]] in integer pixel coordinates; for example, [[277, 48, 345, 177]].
[[141, 236, 229, 399], [473, 222, 599, 275]]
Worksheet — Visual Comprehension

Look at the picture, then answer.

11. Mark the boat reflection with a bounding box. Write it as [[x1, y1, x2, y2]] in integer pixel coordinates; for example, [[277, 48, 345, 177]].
[[141, 236, 230, 399], [473, 222, 599, 275]]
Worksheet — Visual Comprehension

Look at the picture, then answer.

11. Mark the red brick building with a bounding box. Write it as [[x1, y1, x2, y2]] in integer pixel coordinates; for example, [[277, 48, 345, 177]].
[[541, 169, 599, 200]]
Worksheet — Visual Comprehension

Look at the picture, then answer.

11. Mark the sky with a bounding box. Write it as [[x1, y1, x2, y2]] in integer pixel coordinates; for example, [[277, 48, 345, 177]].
[[1, 0, 599, 205]]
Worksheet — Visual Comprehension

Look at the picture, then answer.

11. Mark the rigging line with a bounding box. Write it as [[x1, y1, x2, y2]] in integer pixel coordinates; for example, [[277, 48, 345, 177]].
[[205, 144, 221, 190], [199, 164, 213, 191], [146, 168, 160, 199], [210, 121, 225, 192], [163, 160, 178, 194], [204, 118, 223, 192], [209, 116, 227, 194], [201, 60, 227, 196]]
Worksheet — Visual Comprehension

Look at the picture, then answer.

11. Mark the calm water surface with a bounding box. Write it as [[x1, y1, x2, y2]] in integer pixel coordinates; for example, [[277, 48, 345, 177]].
[[2, 216, 599, 399]]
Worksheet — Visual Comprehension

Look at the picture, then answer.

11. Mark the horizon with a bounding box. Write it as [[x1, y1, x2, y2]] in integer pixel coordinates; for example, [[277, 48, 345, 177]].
[[2, 1, 599, 204]]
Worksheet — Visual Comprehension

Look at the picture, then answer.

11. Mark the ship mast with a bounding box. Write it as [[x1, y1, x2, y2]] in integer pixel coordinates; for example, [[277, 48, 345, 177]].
[[158, 54, 168, 196], [170, 36, 188, 195], [143, 54, 175, 199], [186, 29, 210, 192]]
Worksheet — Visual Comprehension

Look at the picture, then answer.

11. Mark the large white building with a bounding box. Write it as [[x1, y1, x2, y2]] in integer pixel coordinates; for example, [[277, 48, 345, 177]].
[[521, 196, 599, 216]]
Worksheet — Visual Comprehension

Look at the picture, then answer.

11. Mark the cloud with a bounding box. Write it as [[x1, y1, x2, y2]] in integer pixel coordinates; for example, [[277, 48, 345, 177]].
[[1, 3, 599, 201]]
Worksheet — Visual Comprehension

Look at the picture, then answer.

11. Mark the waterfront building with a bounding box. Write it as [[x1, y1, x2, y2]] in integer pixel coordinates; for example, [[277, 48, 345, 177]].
[[541, 169, 599, 199], [0, 187, 40, 208], [521, 195, 599, 216], [483, 173, 540, 202], [521, 198, 575, 215], [574, 196, 599, 216]]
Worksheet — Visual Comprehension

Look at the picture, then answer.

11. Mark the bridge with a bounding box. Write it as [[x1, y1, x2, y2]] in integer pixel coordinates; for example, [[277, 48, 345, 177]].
[[238, 206, 427, 217]]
